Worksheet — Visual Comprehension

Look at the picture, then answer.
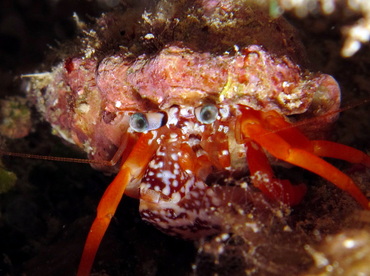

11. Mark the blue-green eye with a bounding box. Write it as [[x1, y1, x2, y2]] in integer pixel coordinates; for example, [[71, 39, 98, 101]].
[[130, 112, 166, 132], [130, 113, 149, 132], [195, 104, 218, 124]]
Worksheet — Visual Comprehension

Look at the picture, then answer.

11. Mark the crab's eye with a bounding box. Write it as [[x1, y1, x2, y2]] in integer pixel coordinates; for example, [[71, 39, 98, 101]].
[[195, 104, 218, 124], [130, 113, 148, 132], [130, 112, 166, 132]]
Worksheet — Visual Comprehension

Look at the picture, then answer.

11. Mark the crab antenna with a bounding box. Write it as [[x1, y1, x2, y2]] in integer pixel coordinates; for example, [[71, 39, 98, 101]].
[[0, 149, 114, 167], [263, 97, 370, 136]]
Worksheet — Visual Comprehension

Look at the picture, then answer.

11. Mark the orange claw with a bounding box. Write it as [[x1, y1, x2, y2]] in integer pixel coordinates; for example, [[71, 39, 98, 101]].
[[77, 130, 163, 276], [241, 109, 370, 210], [246, 141, 307, 206]]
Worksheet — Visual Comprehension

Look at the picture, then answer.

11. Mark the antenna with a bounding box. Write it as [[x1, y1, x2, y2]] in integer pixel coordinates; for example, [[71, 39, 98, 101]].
[[0, 128, 129, 167], [261, 98, 370, 136], [0, 149, 114, 167]]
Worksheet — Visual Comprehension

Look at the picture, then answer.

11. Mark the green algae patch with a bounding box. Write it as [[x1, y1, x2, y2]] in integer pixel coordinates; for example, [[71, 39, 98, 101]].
[[0, 166, 17, 194]]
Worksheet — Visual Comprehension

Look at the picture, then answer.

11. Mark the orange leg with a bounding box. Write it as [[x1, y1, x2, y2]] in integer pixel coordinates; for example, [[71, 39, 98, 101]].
[[77, 129, 163, 276], [312, 140, 370, 167], [251, 109, 370, 166], [242, 121, 370, 209], [246, 141, 307, 205]]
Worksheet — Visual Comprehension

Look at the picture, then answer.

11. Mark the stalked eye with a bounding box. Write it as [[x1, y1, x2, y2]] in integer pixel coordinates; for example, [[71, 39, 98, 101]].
[[130, 113, 148, 132], [130, 112, 166, 132], [195, 104, 218, 124]]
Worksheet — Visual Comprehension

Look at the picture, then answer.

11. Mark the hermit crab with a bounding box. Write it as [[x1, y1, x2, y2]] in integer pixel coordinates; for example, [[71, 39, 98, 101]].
[[23, 0, 370, 275]]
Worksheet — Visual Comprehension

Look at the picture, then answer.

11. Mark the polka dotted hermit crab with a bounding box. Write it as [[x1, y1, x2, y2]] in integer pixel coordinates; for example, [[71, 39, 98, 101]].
[[24, 2, 370, 275], [27, 43, 370, 275]]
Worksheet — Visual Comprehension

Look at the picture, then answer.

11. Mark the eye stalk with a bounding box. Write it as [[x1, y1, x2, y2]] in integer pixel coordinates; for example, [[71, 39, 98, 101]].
[[130, 112, 166, 132], [195, 103, 218, 124]]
